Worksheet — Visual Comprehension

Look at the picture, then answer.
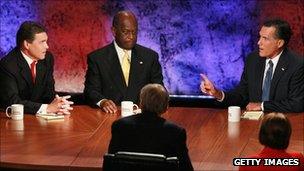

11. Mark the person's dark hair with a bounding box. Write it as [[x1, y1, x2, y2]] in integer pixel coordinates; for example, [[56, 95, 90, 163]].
[[139, 84, 169, 115], [16, 21, 46, 48], [259, 113, 291, 149], [263, 18, 292, 47]]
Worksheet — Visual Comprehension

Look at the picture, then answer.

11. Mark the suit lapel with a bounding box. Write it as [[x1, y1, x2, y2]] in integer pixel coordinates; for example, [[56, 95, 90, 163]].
[[128, 47, 144, 89], [17, 52, 33, 89], [35, 60, 46, 85], [256, 57, 266, 100], [108, 43, 127, 94], [31, 60, 47, 98], [270, 50, 288, 99]]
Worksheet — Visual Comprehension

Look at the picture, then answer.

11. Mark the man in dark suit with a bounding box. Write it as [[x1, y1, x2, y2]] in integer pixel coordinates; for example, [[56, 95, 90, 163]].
[[0, 21, 73, 114], [108, 84, 194, 171], [84, 11, 163, 113], [200, 19, 304, 113]]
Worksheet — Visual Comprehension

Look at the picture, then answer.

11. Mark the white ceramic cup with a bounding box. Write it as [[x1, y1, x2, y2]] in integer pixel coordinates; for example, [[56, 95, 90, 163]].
[[6, 104, 24, 120], [228, 106, 241, 122], [121, 101, 139, 117]]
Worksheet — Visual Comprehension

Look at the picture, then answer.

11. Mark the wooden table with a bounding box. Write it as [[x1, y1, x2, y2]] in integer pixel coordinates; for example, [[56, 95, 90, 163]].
[[1, 106, 303, 170]]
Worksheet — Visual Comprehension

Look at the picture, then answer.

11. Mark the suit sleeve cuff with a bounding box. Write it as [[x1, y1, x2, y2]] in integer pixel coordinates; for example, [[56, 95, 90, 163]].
[[97, 99, 107, 108], [217, 91, 225, 102], [36, 104, 48, 114]]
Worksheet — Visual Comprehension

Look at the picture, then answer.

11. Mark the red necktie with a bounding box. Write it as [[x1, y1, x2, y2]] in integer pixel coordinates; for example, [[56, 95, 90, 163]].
[[30, 61, 37, 83]]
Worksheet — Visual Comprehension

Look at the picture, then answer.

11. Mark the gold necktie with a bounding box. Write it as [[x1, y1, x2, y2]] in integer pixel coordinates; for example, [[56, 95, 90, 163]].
[[122, 50, 130, 86]]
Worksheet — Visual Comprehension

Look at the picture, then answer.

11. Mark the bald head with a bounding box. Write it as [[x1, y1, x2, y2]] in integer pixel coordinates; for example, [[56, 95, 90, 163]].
[[112, 11, 137, 27], [112, 11, 138, 50]]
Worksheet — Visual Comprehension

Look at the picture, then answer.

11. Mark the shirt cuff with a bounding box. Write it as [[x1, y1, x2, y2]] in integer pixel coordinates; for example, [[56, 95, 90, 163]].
[[97, 99, 107, 108], [261, 102, 264, 111], [217, 91, 225, 102], [36, 104, 48, 114]]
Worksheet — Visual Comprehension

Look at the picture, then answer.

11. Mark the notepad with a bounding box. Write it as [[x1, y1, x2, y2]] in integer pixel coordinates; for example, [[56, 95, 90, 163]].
[[37, 114, 64, 120], [242, 111, 263, 120], [36, 113, 57, 116], [134, 108, 142, 114]]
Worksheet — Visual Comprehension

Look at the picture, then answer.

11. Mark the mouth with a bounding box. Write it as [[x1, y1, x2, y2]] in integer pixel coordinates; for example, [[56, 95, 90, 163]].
[[124, 41, 135, 48], [125, 40, 134, 44]]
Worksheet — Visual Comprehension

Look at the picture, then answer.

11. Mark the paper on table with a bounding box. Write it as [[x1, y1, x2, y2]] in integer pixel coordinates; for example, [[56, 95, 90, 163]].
[[36, 113, 57, 116], [242, 111, 263, 120], [134, 108, 142, 114], [37, 115, 64, 120]]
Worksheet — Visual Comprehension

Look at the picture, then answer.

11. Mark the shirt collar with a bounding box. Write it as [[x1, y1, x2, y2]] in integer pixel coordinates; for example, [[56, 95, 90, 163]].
[[266, 50, 283, 65], [114, 41, 132, 57], [20, 50, 36, 67]]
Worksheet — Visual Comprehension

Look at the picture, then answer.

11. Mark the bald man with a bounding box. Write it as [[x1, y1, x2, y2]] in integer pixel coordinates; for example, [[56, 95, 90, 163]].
[[84, 11, 163, 113]]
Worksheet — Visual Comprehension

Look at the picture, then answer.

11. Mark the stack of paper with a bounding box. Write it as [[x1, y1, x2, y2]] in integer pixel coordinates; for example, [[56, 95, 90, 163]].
[[134, 108, 142, 114], [242, 111, 263, 120], [36, 113, 65, 120]]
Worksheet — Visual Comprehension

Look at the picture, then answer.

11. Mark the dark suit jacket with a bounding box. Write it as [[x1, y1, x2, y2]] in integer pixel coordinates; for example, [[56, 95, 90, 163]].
[[239, 147, 304, 171], [108, 113, 194, 171], [0, 48, 55, 114], [222, 48, 304, 113], [84, 43, 163, 106]]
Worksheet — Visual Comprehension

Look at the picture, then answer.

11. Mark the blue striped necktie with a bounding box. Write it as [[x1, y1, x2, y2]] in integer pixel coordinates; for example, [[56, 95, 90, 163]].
[[262, 60, 273, 101]]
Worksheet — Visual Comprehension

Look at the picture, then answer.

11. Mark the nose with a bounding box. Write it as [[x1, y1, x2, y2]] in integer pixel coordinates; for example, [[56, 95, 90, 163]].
[[126, 33, 134, 40], [257, 38, 261, 46], [45, 43, 49, 49]]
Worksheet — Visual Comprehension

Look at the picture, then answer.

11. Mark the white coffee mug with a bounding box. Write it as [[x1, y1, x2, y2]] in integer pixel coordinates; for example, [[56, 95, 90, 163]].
[[6, 104, 24, 120], [121, 101, 139, 117], [228, 106, 241, 122]]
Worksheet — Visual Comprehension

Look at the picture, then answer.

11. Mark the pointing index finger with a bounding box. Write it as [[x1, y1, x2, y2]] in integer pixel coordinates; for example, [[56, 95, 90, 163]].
[[200, 74, 210, 83]]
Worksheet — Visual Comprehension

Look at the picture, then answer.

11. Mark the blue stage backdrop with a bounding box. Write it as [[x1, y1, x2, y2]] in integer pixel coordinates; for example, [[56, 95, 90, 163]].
[[1, 0, 303, 97]]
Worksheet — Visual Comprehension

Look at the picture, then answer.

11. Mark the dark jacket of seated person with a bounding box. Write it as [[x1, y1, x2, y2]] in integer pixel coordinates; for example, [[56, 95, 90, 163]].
[[239, 113, 304, 171], [108, 84, 194, 171], [0, 21, 56, 114], [0, 21, 73, 115]]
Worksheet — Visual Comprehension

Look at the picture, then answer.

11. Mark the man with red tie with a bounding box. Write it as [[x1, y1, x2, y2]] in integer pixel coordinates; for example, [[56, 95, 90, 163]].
[[0, 21, 73, 114]]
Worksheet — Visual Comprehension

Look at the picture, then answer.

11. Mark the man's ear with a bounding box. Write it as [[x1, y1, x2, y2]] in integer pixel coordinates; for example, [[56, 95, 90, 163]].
[[111, 26, 116, 37], [160, 106, 168, 116], [161, 105, 169, 116], [23, 40, 30, 50], [277, 39, 284, 49]]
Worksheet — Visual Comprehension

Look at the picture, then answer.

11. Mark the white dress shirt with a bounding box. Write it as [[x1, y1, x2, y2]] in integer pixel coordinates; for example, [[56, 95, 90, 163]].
[[219, 50, 283, 111], [96, 41, 132, 107], [21, 51, 48, 114], [260, 50, 283, 110]]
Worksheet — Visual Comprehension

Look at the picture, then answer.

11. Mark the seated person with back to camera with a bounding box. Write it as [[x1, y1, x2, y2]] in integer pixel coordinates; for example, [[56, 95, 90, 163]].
[[108, 84, 194, 171]]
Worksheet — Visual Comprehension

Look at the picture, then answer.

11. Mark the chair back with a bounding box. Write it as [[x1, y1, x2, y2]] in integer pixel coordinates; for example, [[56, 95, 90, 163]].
[[103, 151, 179, 171]]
